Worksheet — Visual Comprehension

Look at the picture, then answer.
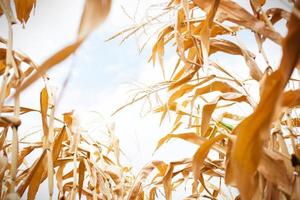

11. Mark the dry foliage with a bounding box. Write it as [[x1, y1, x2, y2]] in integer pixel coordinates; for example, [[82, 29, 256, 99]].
[[1, 0, 300, 200], [111, 0, 300, 199], [0, 0, 138, 200]]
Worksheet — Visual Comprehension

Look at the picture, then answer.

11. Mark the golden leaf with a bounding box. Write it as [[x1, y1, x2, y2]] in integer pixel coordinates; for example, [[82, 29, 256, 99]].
[[14, 0, 36, 24], [194, 0, 282, 44], [226, 2, 300, 198], [40, 87, 49, 137], [201, 93, 249, 135], [162, 164, 174, 200], [193, 134, 225, 181]]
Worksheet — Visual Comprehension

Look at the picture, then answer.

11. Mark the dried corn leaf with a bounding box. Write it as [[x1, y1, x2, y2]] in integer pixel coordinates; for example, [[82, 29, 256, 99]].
[[1, 106, 35, 114], [155, 133, 225, 154], [17, 144, 41, 167], [201, 93, 249, 135], [56, 164, 65, 195], [194, 81, 238, 97], [169, 65, 201, 90], [17, 150, 47, 199], [238, 41, 263, 81], [192, 134, 225, 182], [0, 48, 6, 75], [149, 187, 157, 200], [194, 0, 282, 44], [226, 3, 300, 199], [127, 162, 158, 200], [266, 8, 290, 25], [198, 0, 220, 64], [282, 89, 300, 108], [0, 128, 8, 150], [169, 75, 215, 103], [163, 164, 174, 200], [0, 116, 21, 127], [40, 87, 49, 137], [63, 111, 73, 128], [183, 23, 240, 50], [17, 127, 67, 198], [281, 118, 300, 127], [14, 0, 36, 24], [258, 150, 293, 195], [209, 38, 254, 57], [155, 133, 205, 151], [78, 160, 85, 199]]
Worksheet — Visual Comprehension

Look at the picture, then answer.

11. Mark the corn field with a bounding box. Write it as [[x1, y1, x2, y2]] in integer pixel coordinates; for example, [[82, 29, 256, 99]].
[[0, 0, 300, 199]]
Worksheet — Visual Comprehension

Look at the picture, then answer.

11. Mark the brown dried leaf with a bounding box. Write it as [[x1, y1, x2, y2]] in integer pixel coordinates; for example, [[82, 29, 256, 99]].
[[169, 65, 201, 90], [40, 87, 49, 137], [14, 0, 36, 24], [0, 48, 22, 76], [17, 144, 41, 167], [194, 0, 282, 44], [149, 187, 157, 200], [238, 41, 263, 81], [0, 48, 6, 75], [63, 111, 73, 128], [169, 75, 215, 103], [266, 8, 290, 25], [163, 164, 174, 200], [78, 160, 85, 199], [155, 133, 225, 154], [209, 38, 254, 57], [258, 150, 293, 195], [0, 155, 7, 199], [1, 106, 35, 114], [56, 164, 65, 196], [281, 89, 300, 108], [0, 128, 8, 150], [198, 0, 220, 64], [193, 134, 225, 181], [201, 93, 249, 135], [155, 133, 205, 152], [226, 2, 300, 198], [194, 81, 238, 97], [0, 116, 21, 127], [281, 118, 300, 127], [17, 127, 67, 198], [18, 150, 47, 200], [127, 162, 158, 200]]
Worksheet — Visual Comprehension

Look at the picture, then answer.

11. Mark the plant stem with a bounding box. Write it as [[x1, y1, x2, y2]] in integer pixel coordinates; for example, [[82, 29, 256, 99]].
[[47, 90, 56, 200], [0, 0, 20, 195]]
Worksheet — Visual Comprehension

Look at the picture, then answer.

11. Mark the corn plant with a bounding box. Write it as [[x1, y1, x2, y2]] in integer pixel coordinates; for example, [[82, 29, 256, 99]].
[[0, 1, 138, 200], [111, 0, 300, 199]]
